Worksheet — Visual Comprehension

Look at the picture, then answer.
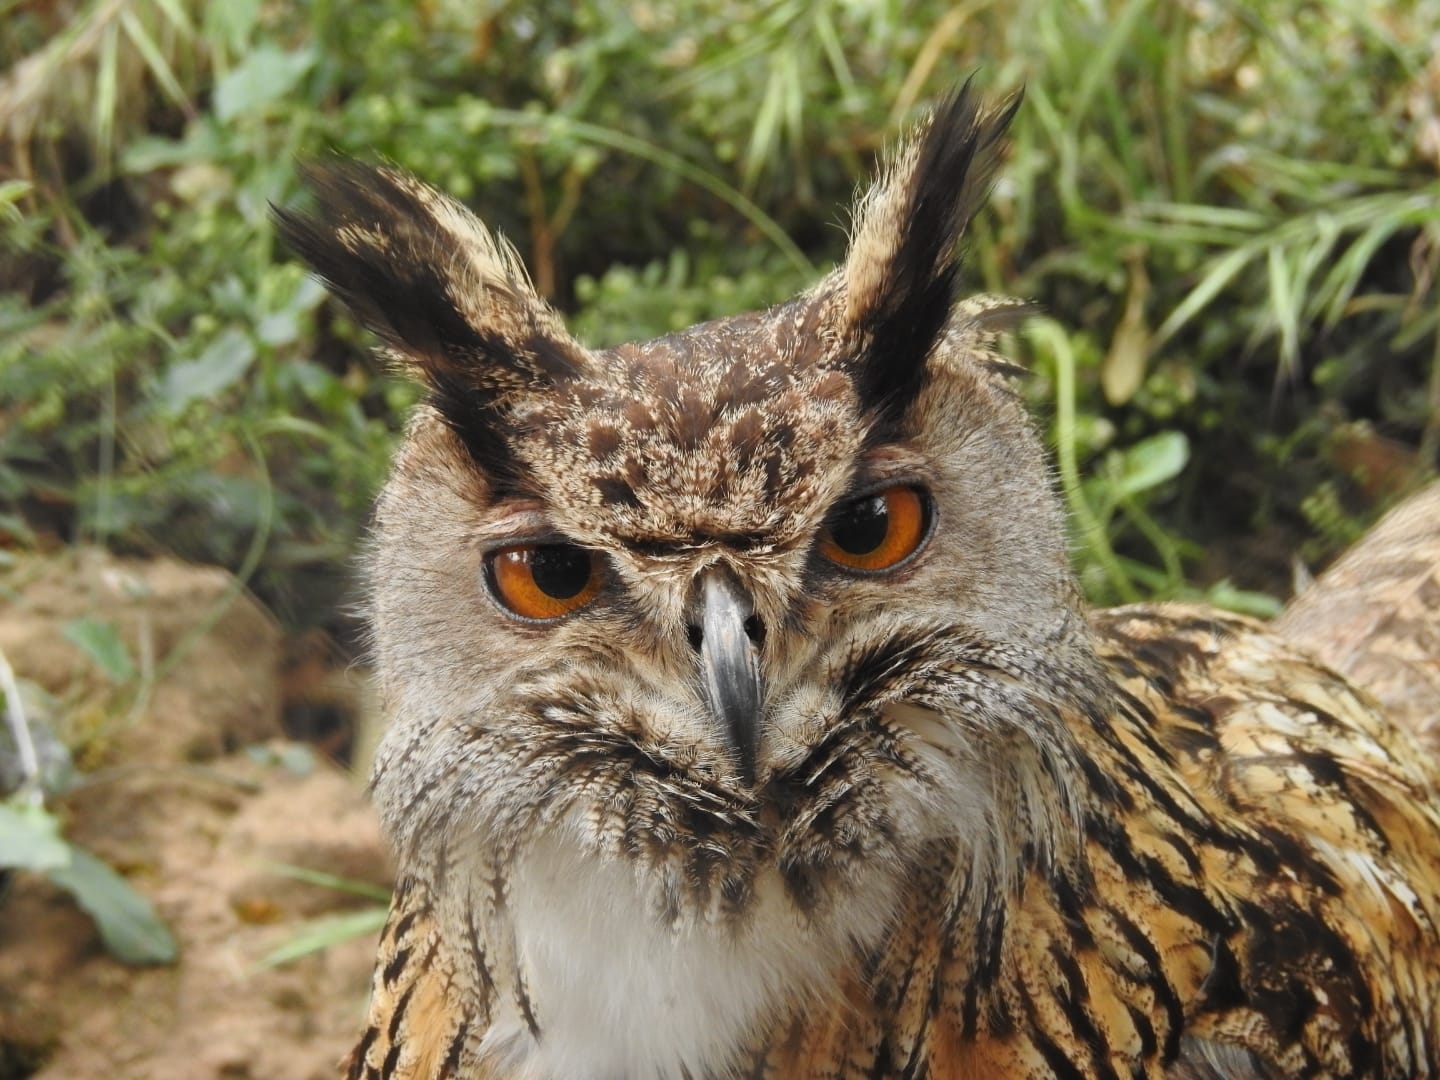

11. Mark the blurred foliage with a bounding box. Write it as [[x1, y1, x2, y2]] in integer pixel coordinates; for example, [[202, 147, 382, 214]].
[[2, 645, 176, 965], [1, 0, 1437, 620], [255, 862, 389, 968]]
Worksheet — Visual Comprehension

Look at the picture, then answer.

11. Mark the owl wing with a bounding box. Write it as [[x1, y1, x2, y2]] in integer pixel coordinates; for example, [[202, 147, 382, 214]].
[[345, 876, 479, 1080], [1092, 606, 1440, 1077], [1276, 481, 1440, 745]]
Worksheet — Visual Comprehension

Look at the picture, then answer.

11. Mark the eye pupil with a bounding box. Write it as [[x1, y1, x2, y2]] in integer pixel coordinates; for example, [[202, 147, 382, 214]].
[[830, 495, 890, 556], [529, 546, 593, 600]]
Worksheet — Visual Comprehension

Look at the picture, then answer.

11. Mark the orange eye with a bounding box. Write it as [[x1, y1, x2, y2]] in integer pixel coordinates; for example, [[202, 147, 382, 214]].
[[818, 486, 931, 573], [485, 544, 604, 620]]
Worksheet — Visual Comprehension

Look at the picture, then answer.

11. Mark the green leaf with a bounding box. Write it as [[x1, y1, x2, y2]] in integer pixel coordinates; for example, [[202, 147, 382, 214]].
[[1100, 291, 1151, 407], [61, 618, 136, 683], [212, 46, 315, 121], [1152, 246, 1254, 350], [0, 802, 71, 871], [246, 741, 317, 776], [256, 275, 327, 347], [262, 862, 392, 902], [0, 512, 36, 545], [95, 20, 119, 167], [46, 848, 177, 965], [119, 9, 189, 109], [276, 742, 316, 775], [203, 0, 262, 53], [1111, 431, 1189, 501], [0, 180, 32, 222], [122, 127, 225, 173], [1201, 580, 1283, 619], [159, 328, 256, 413], [258, 906, 387, 969]]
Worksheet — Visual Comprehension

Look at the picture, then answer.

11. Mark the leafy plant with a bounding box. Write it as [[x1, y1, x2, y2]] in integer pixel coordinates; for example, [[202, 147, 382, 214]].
[[0, 647, 176, 966]]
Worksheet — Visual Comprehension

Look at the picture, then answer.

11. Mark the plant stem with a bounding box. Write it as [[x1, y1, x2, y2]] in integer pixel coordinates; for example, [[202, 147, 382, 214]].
[[0, 648, 42, 807], [1030, 319, 1137, 603]]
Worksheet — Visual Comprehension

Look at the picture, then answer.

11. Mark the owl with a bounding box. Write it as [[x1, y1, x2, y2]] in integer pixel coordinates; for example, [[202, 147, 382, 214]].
[[275, 85, 1440, 1080]]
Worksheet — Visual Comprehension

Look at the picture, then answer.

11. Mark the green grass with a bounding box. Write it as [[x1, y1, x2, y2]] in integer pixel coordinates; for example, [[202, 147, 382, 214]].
[[2, 0, 1436, 619]]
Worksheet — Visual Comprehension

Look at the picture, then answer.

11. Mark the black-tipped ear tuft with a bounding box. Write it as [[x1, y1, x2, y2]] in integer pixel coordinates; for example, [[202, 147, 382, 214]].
[[272, 161, 591, 476], [840, 81, 1020, 429]]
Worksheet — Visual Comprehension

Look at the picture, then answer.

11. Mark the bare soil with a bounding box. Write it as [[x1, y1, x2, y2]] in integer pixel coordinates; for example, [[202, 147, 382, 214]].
[[0, 551, 388, 1080]]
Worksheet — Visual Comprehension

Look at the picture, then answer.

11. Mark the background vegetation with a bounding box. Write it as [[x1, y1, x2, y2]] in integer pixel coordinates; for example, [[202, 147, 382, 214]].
[[3, 0, 1438, 627]]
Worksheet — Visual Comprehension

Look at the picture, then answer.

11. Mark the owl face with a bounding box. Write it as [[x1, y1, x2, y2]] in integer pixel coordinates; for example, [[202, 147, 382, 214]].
[[279, 85, 1101, 1075]]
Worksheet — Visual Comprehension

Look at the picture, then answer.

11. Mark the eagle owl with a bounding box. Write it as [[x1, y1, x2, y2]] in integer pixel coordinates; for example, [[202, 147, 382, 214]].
[[276, 86, 1440, 1079]]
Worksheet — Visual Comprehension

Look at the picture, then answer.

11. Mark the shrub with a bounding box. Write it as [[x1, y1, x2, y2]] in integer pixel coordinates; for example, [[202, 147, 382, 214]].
[[2, 0, 1435, 620]]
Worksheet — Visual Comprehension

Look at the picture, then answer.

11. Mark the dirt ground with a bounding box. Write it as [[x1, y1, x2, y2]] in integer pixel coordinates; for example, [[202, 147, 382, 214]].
[[0, 551, 388, 1080]]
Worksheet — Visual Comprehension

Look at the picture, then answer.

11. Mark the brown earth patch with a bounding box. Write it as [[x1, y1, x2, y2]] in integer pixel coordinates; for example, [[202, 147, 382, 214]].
[[0, 551, 388, 1080]]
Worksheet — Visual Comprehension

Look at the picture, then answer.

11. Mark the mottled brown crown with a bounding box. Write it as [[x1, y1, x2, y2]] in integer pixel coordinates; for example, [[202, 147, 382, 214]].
[[273, 85, 1020, 522]]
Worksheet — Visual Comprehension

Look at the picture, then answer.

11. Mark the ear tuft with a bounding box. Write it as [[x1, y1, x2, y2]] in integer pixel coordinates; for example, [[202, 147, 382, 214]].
[[272, 162, 591, 473], [840, 82, 1021, 428]]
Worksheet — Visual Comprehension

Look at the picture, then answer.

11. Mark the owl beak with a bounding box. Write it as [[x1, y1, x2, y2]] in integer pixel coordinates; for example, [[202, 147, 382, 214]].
[[696, 571, 764, 786]]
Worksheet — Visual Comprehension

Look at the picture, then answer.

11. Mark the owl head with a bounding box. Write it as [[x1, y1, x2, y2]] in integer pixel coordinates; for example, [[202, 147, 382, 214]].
[[278, 84, 1103, 1073]]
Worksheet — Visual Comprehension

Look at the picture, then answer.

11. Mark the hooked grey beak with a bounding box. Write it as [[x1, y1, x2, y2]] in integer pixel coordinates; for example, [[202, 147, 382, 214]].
[[694, 571, 764, 785]]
